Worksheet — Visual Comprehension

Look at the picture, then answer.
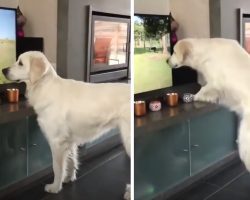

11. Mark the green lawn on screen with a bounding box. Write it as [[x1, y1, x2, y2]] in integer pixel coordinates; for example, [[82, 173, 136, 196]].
[[134, 48, 172, 94], [0, 39, 15, 84]]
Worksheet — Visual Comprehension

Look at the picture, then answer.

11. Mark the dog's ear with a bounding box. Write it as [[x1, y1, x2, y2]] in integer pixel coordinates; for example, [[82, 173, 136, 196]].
[[178, 40, 192, 62], [29, 57, 47, 84]]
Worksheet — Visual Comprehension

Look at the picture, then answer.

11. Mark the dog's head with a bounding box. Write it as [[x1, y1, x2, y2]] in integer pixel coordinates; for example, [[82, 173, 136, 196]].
[[167, 39, 193, 68], [2, 51, 51, 84]]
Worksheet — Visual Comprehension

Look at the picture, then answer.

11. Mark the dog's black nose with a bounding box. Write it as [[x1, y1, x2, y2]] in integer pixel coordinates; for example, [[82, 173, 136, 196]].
[[166, 58, 169, 63], [2, 68, 9, 76]]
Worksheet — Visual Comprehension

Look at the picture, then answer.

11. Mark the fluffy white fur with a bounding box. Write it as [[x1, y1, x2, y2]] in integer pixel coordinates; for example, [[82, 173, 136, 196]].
[[168, 38, 250, 171], [3, 51, 131, 198]]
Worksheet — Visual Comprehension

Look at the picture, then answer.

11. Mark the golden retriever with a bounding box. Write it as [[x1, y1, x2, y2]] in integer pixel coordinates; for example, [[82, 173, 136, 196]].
[[2, 51, 131, 199], [167, 38, 250, 173]]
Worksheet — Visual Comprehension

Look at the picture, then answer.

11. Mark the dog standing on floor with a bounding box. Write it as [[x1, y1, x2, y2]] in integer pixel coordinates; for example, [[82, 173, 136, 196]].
[[2, 51, 131, 199], [167, 38, 250, 174]]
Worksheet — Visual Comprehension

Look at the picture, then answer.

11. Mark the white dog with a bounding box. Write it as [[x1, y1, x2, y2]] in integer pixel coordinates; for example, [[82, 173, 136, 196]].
[[167, 38, 250, 172], [2, 51, 131, 198]]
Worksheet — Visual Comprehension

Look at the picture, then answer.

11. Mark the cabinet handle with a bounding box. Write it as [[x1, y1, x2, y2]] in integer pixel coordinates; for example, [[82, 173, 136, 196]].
[[183, 149, 189, 152], [32, 143, 37, 146], [19, 147, 26, 152], [191, 144, 199, 148]]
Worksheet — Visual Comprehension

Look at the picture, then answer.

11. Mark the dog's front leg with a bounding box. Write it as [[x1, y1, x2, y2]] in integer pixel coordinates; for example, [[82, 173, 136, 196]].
[[194, 85, 219, 103], [45, 143, 68, 193]]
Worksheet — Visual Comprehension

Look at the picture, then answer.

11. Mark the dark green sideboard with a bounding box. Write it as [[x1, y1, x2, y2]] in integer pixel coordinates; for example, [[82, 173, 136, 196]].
[[135, 102, 238, 200], [0, 115, 52, 189], [0, 101, 121, 195]]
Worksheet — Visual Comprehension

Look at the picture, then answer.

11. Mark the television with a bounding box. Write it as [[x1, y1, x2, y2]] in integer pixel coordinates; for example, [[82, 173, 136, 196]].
[[0, 7, 16, 84], [134, 14, 172, 94], [87, 6, 130, 83], [239, 9, 250, 54]]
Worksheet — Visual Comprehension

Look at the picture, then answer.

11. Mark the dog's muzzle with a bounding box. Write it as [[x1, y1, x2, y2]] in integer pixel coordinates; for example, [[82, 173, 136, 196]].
[[166, 58, 177, 68], [166, 58, 170, 64], [2, 68, 9, 77]]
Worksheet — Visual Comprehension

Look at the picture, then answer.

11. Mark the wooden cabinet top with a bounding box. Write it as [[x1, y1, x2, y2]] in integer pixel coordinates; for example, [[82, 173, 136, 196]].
[[0, 100, 35, 124]]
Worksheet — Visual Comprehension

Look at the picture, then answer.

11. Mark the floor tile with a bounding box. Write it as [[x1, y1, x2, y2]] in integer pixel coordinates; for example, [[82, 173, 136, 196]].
[[213, 172, 250, 199], [43, 152, 130, 200], [205, 189, 248, 200], [172, 182, 219, 200], [170, 162, 248, 200], [204, 162, 246, 187], [6, 147, 130, 200]]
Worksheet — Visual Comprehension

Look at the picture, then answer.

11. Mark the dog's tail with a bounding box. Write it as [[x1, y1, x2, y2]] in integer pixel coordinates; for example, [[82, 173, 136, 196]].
[[239, 113, 250, 171]]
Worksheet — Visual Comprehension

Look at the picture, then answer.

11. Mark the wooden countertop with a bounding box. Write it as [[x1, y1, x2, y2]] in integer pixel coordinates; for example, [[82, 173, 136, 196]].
[[0, 100, 35, 124], [135, 101, 222, 138]]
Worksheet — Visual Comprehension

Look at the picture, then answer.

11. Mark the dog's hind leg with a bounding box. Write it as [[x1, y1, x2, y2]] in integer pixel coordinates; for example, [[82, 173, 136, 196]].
[[119, 119, 131, 157], [124, 184, 131, 200], [119, 120, 131, 200], [63, 144, 78, 183], [238, 114, 250, 171], [118, 106, 131, 200], [45, 140, 70, 193]]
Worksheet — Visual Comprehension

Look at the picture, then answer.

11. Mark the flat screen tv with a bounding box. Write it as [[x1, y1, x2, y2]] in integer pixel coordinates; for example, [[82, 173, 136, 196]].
[[134, 14, 172, 94], [0, 7, 16, 84], [87, 6, 130, 82]]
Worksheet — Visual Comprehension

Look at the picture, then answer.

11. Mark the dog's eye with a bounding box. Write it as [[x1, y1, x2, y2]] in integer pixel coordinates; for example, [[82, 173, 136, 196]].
[[19, 61, 23, 66]]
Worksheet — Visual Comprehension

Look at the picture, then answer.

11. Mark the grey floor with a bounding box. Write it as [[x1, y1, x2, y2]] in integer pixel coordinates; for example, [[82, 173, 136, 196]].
[[171, 161, 250, 200], [4, 146, 130, 200]]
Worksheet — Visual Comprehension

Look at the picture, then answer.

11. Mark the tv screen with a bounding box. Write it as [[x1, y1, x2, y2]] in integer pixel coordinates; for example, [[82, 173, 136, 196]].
[[0, 7, 16, 84], [134, 14, 172, 94], [90, 13, 130, 73]]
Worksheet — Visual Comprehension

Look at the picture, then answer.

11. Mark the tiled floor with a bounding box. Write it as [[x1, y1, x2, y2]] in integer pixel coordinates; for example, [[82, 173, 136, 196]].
[[172, 161, 250, 200], [4, 148, 250, 200], [4, 146, 130, 200]]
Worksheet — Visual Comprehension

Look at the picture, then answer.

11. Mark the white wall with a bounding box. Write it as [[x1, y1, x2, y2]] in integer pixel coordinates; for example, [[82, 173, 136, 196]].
[[170, 0, 210, 39], [135, 0, 210, 39], [19, 0, 57, 63], [0, 0, 18, 8], [60, 0, 131, 80], [0, 0, 57, 64], [135, 0, 170, 14], [220, 0, 250, 40]]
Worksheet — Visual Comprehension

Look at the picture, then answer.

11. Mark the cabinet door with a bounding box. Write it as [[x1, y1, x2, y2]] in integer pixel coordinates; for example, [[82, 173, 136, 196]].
[[28, 116, 52, 175], [0, 119, 27, 189], [135, 122, 189, 200], [190, 108, 237, 174]]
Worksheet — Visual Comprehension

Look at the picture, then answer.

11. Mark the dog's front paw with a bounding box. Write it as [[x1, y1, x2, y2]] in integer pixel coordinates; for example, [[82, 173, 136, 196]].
[[124, 184, 131, 200], [45, 183, 62, 194], [194, 94, 206, 102], [194, 93, 217, 103]]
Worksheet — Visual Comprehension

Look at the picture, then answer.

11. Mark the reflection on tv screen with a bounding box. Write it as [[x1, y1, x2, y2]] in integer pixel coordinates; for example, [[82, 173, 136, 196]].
[[134, 15, 172, 94], [244, 22, 250, 54], [0, 8, 16, 84]]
